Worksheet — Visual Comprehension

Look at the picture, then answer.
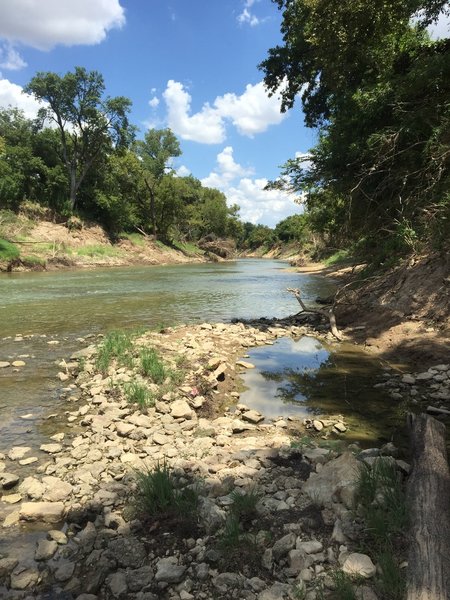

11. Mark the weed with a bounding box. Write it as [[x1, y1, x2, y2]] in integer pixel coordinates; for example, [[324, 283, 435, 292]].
[[133, 462, 199, 521], [219, 514, 244, 549], [96, 329, 133, 372], [140, 347, 167, 383], [123, 381, 154, 408], [323, 249, 352, 267], [332, 571, 358, 600], [376, 549, 406, 600], [229, 488, 261, 523], [76, 244, 123, 258], [290, 435, 315, 450], [121, 232, 145, 247]]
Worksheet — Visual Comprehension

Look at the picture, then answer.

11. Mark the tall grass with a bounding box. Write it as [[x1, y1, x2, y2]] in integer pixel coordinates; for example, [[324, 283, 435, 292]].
[[96, 330, 134, 372], [140, 347, 167, 383], [0, 238, 20, 261]]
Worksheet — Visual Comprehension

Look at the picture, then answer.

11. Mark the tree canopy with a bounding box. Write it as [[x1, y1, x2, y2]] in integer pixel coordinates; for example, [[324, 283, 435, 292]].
[[261, 0, 449, 260]]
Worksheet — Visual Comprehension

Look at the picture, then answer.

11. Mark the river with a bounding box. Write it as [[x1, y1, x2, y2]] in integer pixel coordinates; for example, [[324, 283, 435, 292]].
[[0, 259, 337, 453]]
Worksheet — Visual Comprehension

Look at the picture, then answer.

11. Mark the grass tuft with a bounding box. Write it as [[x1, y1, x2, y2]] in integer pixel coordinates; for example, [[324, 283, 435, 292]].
[[123, 381, 154, 408], [0, 238, 20, 261], [140, 347, 167, 383], [229, 488, 261, 523], [133, 462, 199, 521], [96, 329, 133, 372]]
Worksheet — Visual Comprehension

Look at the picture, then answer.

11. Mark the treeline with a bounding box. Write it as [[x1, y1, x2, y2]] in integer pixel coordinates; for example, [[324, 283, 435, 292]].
[[261, 0, 449, 264], [0, 68, 242, 245]]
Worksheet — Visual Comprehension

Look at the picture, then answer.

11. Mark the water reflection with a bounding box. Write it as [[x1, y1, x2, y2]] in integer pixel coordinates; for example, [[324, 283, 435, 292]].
[[240, 337, 404, 444]]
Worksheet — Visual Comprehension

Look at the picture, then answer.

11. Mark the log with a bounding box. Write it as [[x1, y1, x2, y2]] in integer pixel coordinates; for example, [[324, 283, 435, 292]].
[[406, 413, 450, 600]]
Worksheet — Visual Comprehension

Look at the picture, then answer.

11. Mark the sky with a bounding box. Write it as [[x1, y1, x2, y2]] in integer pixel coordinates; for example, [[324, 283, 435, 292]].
[[0, 0, 316, 227]]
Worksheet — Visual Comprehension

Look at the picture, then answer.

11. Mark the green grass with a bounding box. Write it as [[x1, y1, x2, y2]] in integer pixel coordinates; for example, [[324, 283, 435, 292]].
[[76, 244, 123, 258], [133, 463, 199, 521], [121, 232, 146, 247], [323, 249, 352, 267], [140, 347, 167, 383], [229, 488, 261, 523], [96, 329, 134, 372], [332, 571, 358, 600], [123, 381, 154, 408], [22, 255, 46, 266], [0, 238, 20, 261], [354, 457, 407, 600]]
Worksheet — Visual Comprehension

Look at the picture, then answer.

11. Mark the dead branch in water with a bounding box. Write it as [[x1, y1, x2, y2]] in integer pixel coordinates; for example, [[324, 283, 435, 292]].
[[286, 287, 343, 340]]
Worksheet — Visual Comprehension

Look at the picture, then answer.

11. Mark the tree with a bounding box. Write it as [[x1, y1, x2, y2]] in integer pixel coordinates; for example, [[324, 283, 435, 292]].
[[24, 67, 133, 210], [260, 0, 450, 258], [134, 128, 181, 237]]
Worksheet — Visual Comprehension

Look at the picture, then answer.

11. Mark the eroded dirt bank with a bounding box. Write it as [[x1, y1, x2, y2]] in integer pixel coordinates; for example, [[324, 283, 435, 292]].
[[294, 253, 450, 370]]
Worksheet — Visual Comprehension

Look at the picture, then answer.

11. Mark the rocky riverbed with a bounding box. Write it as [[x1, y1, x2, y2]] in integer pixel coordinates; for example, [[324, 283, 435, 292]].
[[0, 320, 449, 600]]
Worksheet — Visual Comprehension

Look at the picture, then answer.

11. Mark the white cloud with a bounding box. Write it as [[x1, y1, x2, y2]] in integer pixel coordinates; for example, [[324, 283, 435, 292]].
[[215, 81, 286, 136], [0, 43, 27, 70], [427, 10, 450, 39], [295, 151, 313, 171], [148, 96, 160, 108], [201, 147, 301, 226], [163, 80, 226, 144], [161, 80, 286, 144], [237, 0, 261, 27], [0, 0, 125, 50], [0, 77, 44, 119], [175, 165, 191, 177]]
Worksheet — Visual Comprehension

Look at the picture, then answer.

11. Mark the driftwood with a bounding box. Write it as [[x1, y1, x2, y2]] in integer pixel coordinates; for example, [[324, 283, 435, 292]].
[[426, 405, 450, 417], [406, 413, 450, 600], [286, 287, 343, 340]]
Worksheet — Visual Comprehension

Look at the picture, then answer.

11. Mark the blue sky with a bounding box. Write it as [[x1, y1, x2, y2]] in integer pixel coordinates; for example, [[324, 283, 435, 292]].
[[0, 0, 317, 226]]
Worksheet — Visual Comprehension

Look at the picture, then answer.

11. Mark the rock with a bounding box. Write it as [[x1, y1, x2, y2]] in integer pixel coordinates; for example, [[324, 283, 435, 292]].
[[343, 553, 376, 578], [288, 549, 308, 574], [116, 422, 135, 437], [8, 446, 31, 461], [2, 493, 22, 503], [127, 566, 155, 592], [199, 497, 226, 533], [258, 582, 291, 599], [334, 421, 347, 433], [242, 410, 264, 424], [0, 472, 19, 489], [108, 536, 147, 569], [0, 557, 18, 582], [10, 566, 39, 590], [20, 501, 65, 523], [153, 432, 169, 445], [214, 572, 244, 591], [42, 476, 73, 501], [272, 532, 296, 560], [12, 360, 26, 367], [107, 571, 128, 597], [302, 452, 359, 506], [48, 529, 68, 544], [35, 539, 58, 561], [313, 420, 324, 431], [19, 456, 38, 466], [2, 510, 20, 527], [19, 476, 45, 499], [54, 561, 75, 582], [40, 443, 63, 454], [236, 360, 255, 369], [170, 399, 194, 419], [154, 557, 186, 583], [297, 540, 323, 554], [0, 361, 11, 368]]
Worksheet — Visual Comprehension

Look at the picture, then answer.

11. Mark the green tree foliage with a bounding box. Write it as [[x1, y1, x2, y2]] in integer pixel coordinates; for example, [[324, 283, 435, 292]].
[[25, 67, 133, 210], [134, 128, 181, 237], [261, 0, 450, 260]]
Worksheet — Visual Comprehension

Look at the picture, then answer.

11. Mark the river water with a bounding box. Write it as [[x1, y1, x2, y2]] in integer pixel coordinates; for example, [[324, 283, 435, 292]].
[[0, 259, 337, 452]]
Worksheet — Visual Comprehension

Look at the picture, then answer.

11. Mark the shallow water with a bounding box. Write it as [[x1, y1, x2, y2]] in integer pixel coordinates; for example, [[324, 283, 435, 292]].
[[0, 259, 336, 453], [240, 336, 403, 445]]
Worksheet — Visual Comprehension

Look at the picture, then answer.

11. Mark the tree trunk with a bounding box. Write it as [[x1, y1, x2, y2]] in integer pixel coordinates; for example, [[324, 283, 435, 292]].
[[69, 168, 77, 210], [406, 413, 450, 600]]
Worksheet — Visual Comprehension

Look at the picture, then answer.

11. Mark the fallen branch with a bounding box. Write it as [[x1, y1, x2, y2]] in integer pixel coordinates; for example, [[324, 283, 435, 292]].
[[406, 413, 450, 600], [286, 287, 343, 340]]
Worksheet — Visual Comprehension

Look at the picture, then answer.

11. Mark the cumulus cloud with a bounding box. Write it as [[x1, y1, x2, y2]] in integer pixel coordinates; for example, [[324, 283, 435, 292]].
[[162, 80, 286, 144], [163, 80, 226, 144], [237, 0, 261, 27], [0, 77, 44, 118], [201, 147, 301, 226], [0, 0, 125, 50], [175, 165, 191, 177], [148, 96, 160, 108], [0, 43, 27, 70]]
